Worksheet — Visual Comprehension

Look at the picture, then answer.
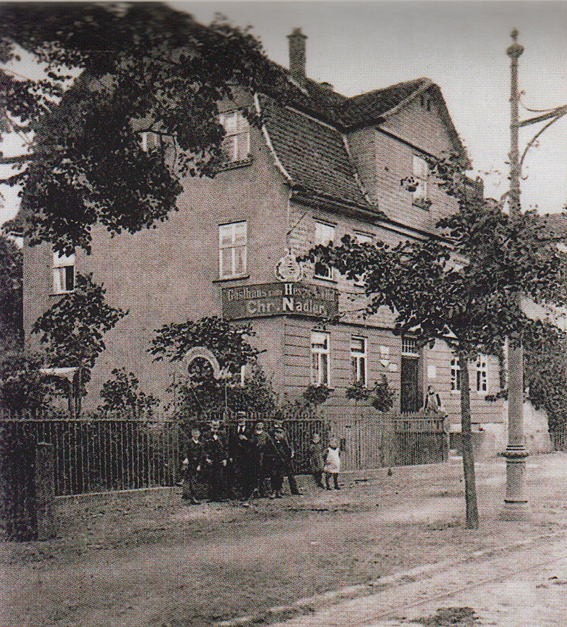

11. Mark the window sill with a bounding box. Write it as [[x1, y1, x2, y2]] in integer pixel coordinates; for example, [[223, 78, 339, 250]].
[[312, 275, 338, 284], [213, 274, 250, 284], [50, 291, 74, 297], [217, 157, 253, 172]]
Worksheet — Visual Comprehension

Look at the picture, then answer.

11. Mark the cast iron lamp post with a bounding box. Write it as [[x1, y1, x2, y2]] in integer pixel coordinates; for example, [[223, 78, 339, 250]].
[[502, 29, 567, 521]]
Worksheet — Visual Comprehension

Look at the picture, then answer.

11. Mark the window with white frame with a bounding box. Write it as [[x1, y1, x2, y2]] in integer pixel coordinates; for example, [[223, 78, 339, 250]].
[[311, 331, 330, 386], [314, 222, 335, 279], [412, 155, 429, 204], [219, 221, 247, 279], [351, 337, 367, 384], [140, 131, 161, 152], [219, 110, 250, 163], [476, 355, 488, 393], [53, 251, 75, 294], [451, 357, 461, 392], [402, 336, 419, 357], [353, 232, 373, 286]]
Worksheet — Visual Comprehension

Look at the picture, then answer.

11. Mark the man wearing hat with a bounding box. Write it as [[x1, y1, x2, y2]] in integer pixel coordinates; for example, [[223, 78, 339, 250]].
[[203, 419, 228, 502], [227, 411, 252, 499], [250, 421, 271, 497], [272, 420, 301, 496]]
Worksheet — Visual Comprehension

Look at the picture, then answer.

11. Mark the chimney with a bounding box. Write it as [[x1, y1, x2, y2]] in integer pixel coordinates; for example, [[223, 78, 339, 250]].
[[287, 28, 307, 81]]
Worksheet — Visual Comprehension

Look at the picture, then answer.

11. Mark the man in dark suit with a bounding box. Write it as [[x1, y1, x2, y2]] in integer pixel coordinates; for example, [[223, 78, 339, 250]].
[[204, 419, 228, 502], [227, 412, 252, 500], [181, 426, 204, 505], [272, 420, 301, 495]]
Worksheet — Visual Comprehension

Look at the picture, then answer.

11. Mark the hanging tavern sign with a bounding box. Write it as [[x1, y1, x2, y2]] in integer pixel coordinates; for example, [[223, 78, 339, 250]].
[[222, 282, 338, 320]]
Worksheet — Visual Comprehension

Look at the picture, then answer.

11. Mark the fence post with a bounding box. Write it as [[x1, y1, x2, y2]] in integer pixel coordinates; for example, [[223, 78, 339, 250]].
[[35, 442, 56, 540], [0, 426, 37, 541]]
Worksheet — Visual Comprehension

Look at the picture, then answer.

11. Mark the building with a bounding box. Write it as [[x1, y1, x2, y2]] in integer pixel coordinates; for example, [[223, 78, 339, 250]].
[[22, 28, 505, 442]]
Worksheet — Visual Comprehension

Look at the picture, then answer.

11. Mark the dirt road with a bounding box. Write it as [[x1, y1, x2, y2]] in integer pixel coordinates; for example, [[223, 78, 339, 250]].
[[269, 535, 567, 626], [1, 454, 566, 627]]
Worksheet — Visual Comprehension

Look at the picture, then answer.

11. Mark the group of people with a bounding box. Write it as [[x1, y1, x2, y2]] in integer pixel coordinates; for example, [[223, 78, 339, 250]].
[[180, 414, 302, 504], [179, 414, 342, 504]]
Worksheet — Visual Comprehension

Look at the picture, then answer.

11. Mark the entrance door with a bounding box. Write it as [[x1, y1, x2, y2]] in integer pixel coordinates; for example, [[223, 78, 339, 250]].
[[400, 357, 420, 413]]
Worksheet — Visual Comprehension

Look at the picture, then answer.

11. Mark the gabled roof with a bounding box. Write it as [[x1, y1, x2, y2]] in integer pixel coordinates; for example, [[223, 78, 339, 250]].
[[338, 78, 430, 127], [263, 73, 467, 163], [259, 96, 379, 215]]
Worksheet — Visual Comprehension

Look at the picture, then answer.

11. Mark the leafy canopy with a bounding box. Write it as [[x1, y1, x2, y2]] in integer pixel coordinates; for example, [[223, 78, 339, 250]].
[[150, 315, 276, 415], [0, 2, 286, 254], [0, 233, 22, 352], [99, 367, 160, 417], [308, 158, 567, 358], [32, 272, 127, 369]]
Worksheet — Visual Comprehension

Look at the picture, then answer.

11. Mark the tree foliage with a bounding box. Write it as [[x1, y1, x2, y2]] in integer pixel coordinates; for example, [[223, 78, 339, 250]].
[[32, 272, 127, 370], [0, 351, 53, 414], [0, 2, 287, 254], [307, 152, 567, 528], [0, 233, 22, 352], [345, 376, 395, 413], [523, 320, 567, 431], [98, 367, 160, 418], [150, 316, 277, 415]]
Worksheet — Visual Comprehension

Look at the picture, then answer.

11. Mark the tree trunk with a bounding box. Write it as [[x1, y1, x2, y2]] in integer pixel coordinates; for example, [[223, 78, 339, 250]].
[[459, 356, 479, 529]]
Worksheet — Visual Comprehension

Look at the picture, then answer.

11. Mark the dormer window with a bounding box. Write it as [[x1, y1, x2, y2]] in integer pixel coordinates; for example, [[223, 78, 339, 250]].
[[412, 155, 431, 209], [53, 251, 75, 294], [219, 111, 250, 163]]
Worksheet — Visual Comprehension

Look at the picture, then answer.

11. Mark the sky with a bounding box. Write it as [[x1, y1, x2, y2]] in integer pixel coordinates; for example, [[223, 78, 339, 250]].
[[1, 0, 566, 226]]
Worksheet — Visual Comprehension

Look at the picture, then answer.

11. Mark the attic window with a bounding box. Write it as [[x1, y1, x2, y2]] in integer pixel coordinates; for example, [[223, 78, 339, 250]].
[[419, 95, 432, 111], [412, 155, 431, 209], [219, 111, 250, 163]]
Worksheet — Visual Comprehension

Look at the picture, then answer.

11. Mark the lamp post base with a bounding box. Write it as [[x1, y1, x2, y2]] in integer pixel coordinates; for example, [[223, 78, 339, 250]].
[[500, 448, 530, 521], [501, 499, 531, 521]]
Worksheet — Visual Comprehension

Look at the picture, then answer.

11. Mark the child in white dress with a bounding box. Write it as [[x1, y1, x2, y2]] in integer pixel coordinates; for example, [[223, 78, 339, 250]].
[[324, 436, 341, 490]]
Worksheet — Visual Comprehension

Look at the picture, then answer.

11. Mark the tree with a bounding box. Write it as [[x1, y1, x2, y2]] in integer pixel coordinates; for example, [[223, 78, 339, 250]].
[[98, 367, 160, 418], [307, 155, 567, 528], [0, 351, 53, 414], [523, 320, 567, 432], [32, 272, 127, 415], [150, 316, 277, 416], [0, 2, 287, 255], [0, 233, 23, 354]]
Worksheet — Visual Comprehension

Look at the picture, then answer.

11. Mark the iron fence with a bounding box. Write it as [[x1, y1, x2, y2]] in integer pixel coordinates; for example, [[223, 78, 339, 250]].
[[323, 408, 448, 471], [0, 409, 447, 497], [550, 429, 567, 451]]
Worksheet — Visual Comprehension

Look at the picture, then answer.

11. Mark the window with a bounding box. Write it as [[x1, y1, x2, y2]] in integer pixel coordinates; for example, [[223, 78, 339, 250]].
[[311, 331, 330, 386], [402, 336, 419, 357], [140, 131, 161, 152], [219, 221, 247, 279], [353, 232, 373, 285], [351, 337, 367, 384], [451, 357, 461, 392], [219, 110, 250, 162], [412, 155, 429, 205], [476, 355, 488, 393], [53, 251, 75, 294], [314, 222, 335, 279]]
